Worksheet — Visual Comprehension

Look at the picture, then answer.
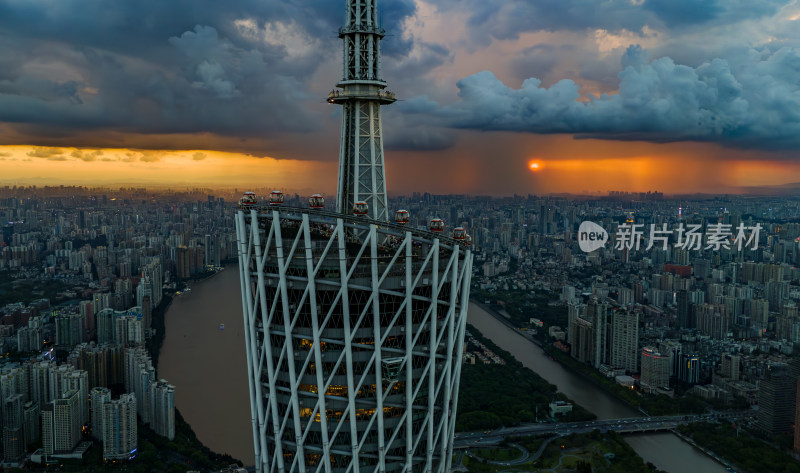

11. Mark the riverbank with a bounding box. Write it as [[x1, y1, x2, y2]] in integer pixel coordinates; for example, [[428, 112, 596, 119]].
[[149, 267, 246, 470], [472, 299, 712, 417], [146, 292, 172, 371], [458, 324, 595, 431], [470, 300, 544, 347], [671, 428, 747, 473], [471, 300, 647, 413], [466, 302, 729, 473], [158, 264, 255, 466]]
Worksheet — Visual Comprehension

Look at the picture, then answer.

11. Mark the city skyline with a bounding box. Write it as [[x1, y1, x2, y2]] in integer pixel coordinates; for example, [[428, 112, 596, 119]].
[[1, 1, 800, 195]]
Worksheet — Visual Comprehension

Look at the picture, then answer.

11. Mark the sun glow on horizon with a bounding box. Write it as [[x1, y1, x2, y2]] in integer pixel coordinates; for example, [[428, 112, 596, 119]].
[[3, 143, 800, 196], [0, 145, 337, 192]]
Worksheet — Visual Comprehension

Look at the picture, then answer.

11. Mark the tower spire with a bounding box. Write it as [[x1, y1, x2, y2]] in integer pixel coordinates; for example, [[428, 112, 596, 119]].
[[329, 0, 396, 221]]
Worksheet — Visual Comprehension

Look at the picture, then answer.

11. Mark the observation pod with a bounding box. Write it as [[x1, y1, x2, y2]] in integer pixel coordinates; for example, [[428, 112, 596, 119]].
[[268, 190, 284, 206], [453, 227, 467, 240], [464, 234, 473, 247], [239, 191, 257, 209], [353, 201, 369, 216], [394, 209, 410, 225], [429, 218, 445, 232], [381, 357, 404, 382], [308, 194, 325, 209]]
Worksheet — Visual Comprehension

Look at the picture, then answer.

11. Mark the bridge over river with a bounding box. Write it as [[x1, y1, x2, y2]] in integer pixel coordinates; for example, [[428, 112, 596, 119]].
[[453, 412, 753, 449]]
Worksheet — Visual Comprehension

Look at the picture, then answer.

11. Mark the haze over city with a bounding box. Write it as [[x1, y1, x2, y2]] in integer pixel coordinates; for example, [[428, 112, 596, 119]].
[[2, 0, 800, 194]]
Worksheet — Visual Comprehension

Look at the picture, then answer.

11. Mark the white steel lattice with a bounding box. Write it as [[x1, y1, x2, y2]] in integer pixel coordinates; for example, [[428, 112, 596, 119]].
[[236, 207, 472, 473], [331, 0, 395, 221]]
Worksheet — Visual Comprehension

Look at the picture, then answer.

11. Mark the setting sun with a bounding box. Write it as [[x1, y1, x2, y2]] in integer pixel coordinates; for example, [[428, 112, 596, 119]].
[[529, 161, 541, 171]]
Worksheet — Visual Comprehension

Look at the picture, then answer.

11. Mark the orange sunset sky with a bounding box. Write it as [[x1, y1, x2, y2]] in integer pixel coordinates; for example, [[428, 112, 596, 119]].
[[1, 0, 800, 195], [3, 138, 799, 196]]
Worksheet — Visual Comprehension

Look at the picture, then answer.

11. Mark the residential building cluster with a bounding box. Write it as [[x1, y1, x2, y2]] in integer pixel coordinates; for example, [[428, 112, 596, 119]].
[[5, 186, 800, 462], [444, 191, 800, 454], [0, 185, 239, 466]]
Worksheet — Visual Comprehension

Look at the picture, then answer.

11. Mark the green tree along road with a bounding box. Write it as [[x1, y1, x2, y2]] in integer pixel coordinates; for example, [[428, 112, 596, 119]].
[[464, 430, 666, 473], [678, 422, 800, 473], [456, 325, 595, 432], [473, 288, 568, 330]]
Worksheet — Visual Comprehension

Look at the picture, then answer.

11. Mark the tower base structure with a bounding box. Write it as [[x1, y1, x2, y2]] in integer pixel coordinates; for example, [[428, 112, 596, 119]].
[[236, 207, 472, 473]]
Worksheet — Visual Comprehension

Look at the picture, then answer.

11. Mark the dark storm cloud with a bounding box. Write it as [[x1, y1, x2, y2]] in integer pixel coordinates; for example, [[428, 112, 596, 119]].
[[0, 0, 415, 55], [643, 0, 789, 28], [0, 0, 420, 153], [432, 0, 790, 45], [428, 46, 800, 150], [383, 123, 457, 151], [510, 44, 576, 83]]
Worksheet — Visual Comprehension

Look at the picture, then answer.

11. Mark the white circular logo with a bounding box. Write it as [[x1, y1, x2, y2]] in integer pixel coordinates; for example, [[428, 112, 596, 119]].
[[578, 221, 608, 252]]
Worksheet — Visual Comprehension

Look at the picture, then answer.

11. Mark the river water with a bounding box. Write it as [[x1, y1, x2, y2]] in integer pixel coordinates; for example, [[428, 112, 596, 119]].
[[158, 267, 256, 465], [466, 303, 727, 473], [158, 266, 727, 472]]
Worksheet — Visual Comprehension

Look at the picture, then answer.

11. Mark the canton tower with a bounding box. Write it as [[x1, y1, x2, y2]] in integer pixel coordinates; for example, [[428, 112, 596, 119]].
[[235, 1, 473, 473], [328, 0, 395, 221]]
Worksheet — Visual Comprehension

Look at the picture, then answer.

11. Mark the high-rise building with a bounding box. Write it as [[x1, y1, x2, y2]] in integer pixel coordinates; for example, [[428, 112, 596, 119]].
[[136, 277, 153, 313], [0, 366, 26, 404], [41, 402, 55, 455], [696, 303, 731, 339], [794, 378, 800, 454], [43, 389, 81, 454], [569, 311, 595, 364], [176, 246, 191, 280], [115, 313, 143, 346], [141, 295, 152, 332], [103, 393, 137, 461], [640, 347, 670, 391], [97, 308, 116, 344], [679, 353, 701, 385], [69, 342, 124, 388], [124, 346, 155, 425], [757, 363, 796, 435], [588, 299, 610, 369], [720, 354, 741, 380], [80, 300, 95, 341], [23, 401, 40, 449], [17, 319, 43, 353], [63, 369, 90, 426], [3, 394, 24, 461], [27, 359, 55, 408], [677, 289, 690, 329], [235, 2, 472, 472], [140, 258, 163, 307], [610, 310, 639, 373], [91, 387, 111, 441], [150, 379, 174, 440], [55, 312, 84, 347]]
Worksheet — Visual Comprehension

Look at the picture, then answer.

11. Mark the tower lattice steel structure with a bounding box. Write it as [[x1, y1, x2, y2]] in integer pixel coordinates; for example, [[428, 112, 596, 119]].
[[236, 2, 472, 473], [328, 0, 395, 221]]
